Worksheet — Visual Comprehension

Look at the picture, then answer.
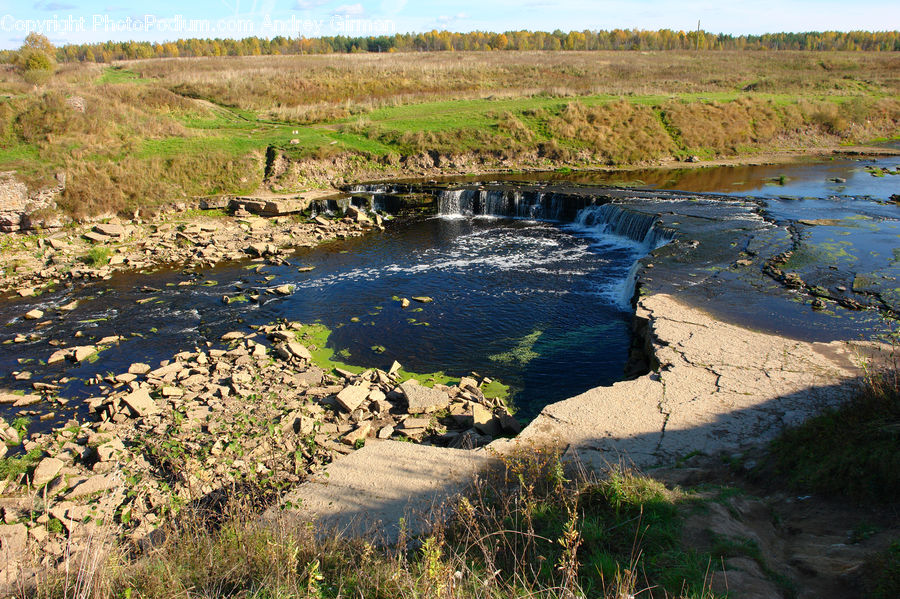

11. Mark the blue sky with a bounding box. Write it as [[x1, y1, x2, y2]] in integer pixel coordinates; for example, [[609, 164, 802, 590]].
[[0, 0, 897, 49]]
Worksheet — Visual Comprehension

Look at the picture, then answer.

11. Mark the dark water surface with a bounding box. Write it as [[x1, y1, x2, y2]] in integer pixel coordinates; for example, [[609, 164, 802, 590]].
[[1, 154, 898, 432], [1, 215, 646, 426], [411, 154, 900, 200]]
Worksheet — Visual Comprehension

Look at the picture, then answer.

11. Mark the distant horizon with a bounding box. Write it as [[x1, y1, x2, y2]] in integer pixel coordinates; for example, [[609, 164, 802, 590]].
[[1, 0, 898, 50]]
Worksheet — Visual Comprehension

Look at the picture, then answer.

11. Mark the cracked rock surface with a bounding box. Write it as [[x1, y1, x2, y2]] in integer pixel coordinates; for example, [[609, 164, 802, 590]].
[[510, 293, 869, 467]]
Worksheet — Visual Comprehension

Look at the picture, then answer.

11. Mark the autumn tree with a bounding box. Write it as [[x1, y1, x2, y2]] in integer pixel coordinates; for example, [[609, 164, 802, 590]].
[[15, 33, 56, 85]]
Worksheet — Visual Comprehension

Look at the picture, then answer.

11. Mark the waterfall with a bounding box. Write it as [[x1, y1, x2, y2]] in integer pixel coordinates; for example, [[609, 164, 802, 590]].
[[436, 188, 576, 220], [572, 204, 673, 249]]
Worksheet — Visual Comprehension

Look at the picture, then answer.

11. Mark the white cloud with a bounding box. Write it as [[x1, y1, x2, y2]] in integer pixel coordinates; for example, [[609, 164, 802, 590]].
[[436, 13, 468, 26], [380, 0, 407, 13], [295, 0, 332, 9], [333, 3, 365, 16]]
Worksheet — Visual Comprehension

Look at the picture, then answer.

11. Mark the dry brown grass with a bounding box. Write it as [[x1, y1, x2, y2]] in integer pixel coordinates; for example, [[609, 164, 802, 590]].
[[549, 100, 676, 163], [124, 51, 900, 115], [663, 96, 900, 154]]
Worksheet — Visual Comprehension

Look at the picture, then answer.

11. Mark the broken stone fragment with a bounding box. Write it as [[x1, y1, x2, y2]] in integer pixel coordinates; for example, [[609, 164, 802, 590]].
[[120, 389, 159, 417], [336, 384, 369, 412], [400, 379, 450, 414], [93, 223, 126, 238], [458, 376, 480, 393], [96, 438, 125, 462], [497, 412, 522, 434], [72, 345, 96, 362], [128, 363, 151, 375], [66, 474, 115, 498], [32, 457, 64, 487], [341, 422, 371, 446], [275, 341, 312, 362], [472, 403, 500, 436]]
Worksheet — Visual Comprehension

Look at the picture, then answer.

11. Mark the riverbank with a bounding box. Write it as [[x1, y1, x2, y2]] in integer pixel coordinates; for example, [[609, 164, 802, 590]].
[[2, 141, 898, 301], [1, 167, 898, 595], [0, 205, 375, 298]]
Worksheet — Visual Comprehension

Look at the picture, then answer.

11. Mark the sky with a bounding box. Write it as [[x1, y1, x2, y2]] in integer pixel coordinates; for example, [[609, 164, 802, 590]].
[[0, 0, 897, 50]]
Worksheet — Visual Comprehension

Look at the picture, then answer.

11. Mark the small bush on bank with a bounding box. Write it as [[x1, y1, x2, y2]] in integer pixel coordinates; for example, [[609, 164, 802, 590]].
[[765, 347, 900, 503], [82, 246, 111, 266]]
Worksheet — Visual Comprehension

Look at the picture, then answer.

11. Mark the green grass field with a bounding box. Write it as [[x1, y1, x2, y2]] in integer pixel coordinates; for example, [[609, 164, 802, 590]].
[[1, 52, 898, 217]]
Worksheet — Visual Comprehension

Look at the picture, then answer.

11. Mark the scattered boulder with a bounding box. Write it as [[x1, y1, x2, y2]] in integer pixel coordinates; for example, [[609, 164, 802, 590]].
[[32, 457, 64, 487], [336, 384, 369, 412], [66, 474, 116, 498], [72, 345, 97, 362], [473, 403, 501, 436], [128, 363, 151, 375], [400, 379, 450, 414], [120, 389, 159, 417], [94, 223, 126, 238], [341, 422, 371, 446]]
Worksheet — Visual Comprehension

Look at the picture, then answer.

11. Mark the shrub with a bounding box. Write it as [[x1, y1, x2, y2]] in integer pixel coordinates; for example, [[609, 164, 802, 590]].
[[83, 246, 111, 266], [764, 348, 900, 503], [14, 33, 56, 86]]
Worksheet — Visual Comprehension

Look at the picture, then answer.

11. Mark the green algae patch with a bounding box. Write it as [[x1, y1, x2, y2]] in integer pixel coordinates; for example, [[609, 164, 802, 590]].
[[481, 378, 511, 401], [489, 329, 543, 366], [292, 322, 509, 402]]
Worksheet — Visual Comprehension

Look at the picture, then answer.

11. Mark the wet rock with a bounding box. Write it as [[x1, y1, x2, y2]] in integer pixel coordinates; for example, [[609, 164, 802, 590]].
[[273, 284, 294, 296], [128, 363, 151, 375], [400, 379, 450, 414], [32, 457, 64, 487], [412, 296, 433, 303], [24, 309, 43, 320], [72, 346, 96, 362], [400, 298, 410, 308], [48, 349, 73, 366]]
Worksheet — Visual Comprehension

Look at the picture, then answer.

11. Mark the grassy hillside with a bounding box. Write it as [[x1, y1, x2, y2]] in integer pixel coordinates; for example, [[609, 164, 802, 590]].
[[0, 51, 898, 218]]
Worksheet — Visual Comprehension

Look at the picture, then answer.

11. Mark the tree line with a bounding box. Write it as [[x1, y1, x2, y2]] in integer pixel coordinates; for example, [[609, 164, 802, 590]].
[[2, 29, 898, 64]]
